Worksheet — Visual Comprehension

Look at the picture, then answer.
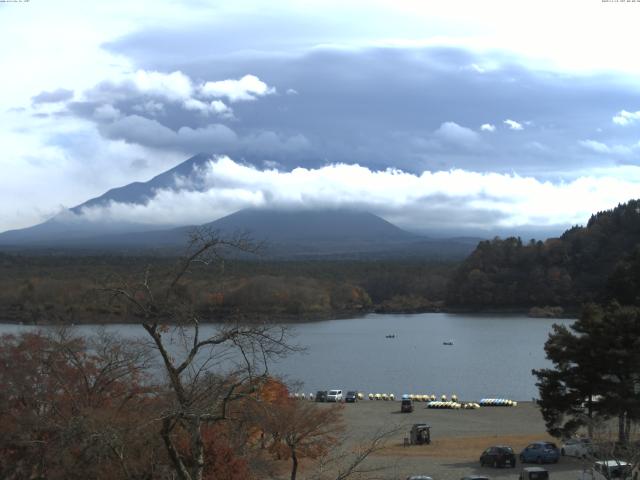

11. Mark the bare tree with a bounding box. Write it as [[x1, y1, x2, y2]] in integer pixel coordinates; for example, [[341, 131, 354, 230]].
[[573, 417, 640, 480], [104, 228, 298, 480], [310, 425, 401, 480]]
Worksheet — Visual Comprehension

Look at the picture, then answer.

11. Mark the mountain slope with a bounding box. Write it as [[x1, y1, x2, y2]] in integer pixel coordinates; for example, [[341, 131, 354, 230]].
[[0, 152, 481, 259], [202, 209, 417, 242], [62, 208, 419, 251], [71, 152, 211, 212], [0, 153, 212, 245], [0, 206, 480, 259]]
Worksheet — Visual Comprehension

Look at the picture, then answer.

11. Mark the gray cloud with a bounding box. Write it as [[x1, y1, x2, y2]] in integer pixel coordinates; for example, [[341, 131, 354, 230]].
[[100, 114, 238, 151], [101, 14, 357, 68], [97, 113, 312, 161], [32, 88, 74, 104], [56, 43, 640, 179]]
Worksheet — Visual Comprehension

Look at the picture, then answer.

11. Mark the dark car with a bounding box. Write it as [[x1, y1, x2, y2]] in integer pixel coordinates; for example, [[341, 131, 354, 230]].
[[461, 476, 491, 480], [345, 391, 358, 403], [315, 390, 328, 402], [480, 445, 516, 468], [401, 395, 413, 413], [520, 442, 560, 464]]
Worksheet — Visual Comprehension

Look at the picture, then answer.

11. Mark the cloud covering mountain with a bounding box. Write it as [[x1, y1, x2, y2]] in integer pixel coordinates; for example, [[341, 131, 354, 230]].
[[2, 154, 633, 240], [2, 1, 640, 233]]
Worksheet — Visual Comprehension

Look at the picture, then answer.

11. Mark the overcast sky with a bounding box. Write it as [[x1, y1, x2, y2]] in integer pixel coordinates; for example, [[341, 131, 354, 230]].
[[2, 0, 640, 235]]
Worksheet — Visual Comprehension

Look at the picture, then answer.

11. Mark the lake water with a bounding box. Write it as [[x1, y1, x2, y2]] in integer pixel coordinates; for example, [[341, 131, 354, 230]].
[[0, 313, 573, 401]]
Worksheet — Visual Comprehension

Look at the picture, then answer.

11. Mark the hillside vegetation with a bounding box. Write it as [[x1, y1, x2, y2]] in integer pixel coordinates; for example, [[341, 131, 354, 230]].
[[446, 199, 640, 311], [0, 255, 452, 323], [3, 200, 640, 323]]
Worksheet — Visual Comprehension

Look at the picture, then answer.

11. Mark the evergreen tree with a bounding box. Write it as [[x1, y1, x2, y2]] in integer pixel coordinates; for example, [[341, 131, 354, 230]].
[[533, 304, 640, 442]]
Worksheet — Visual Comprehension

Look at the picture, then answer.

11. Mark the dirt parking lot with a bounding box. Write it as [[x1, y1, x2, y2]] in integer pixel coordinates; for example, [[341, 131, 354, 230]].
[[318, 400, 591, 480]]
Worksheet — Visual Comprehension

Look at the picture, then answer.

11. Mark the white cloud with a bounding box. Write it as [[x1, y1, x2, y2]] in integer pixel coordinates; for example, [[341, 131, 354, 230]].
[[503, 119, 523, 130], [465, 63, 498, 74], [434, 121, 480, 145], [182, 98, 208, 113], [74, 156, 640, 231], [613, 110, 640, 126], [130, 69, 193, 101], [480, 123, 495, 132], [83, 69, 271, 117], [579, 139, 636, 155], [200, 74, 276, 102], [183, 98, 232, 117], [579, 140, 609, 154], [210, 100, 232, 115]]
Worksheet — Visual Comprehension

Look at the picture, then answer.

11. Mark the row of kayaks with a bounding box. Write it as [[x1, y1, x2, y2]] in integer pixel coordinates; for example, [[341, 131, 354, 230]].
[[479, 398, 518, 406], [427, 401, 481, 409], [368, 393, 396, 400], [404, 394, 459, 402], [288, 393, 518, 406]]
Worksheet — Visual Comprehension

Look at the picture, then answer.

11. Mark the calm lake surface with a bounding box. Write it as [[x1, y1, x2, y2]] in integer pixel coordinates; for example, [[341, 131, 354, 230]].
[[0, 313, 573, 401]]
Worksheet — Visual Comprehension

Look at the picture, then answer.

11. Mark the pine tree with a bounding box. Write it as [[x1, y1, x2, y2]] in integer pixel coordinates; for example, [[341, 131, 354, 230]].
[[533, 304, 640, 442]]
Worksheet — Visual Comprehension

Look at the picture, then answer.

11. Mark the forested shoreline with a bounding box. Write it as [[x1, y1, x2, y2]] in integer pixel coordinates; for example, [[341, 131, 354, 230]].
[[0, 254, 453, 324], [2, 200, 640, 324]]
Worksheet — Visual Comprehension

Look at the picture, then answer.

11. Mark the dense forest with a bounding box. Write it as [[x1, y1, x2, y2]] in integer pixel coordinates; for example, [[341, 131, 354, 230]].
[[0, 254, 453, 324], [2, 199, 640, 323], [446, 199, 640, 312]]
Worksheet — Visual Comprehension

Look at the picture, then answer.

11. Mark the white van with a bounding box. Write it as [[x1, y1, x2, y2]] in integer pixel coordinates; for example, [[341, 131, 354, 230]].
[[580, 460, 632, 480], [327, 389, 343, 402]]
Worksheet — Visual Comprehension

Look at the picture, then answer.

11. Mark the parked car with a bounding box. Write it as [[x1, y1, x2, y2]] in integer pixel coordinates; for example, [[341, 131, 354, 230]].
[[519, 467, 549, 480], [345, 391, 358, 403], [401, 394, 413, 413], [520, 442, 560, 464], [407, 476, 433, 480], [326, 389, 343, 402], [580, 460, 633, 480], [461, 476, 490, 480], [480, 445, 516, 468], [561, 438, 593, 458], [315, 390, 328, 402]]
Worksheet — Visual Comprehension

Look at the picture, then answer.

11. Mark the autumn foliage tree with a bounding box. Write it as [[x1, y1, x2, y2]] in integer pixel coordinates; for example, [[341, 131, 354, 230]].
[[0, 330, 161, 480], [0, 326, 304, 480], [255, 398, 344, 480]]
